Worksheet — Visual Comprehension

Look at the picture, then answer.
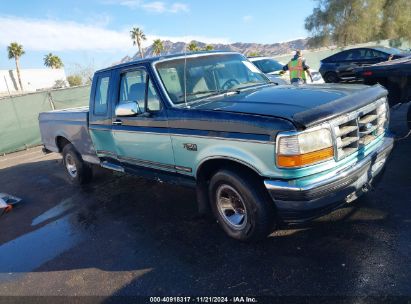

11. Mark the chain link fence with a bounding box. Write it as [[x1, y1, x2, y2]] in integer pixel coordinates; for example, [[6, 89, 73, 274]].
[[0, 85, 91, 155]]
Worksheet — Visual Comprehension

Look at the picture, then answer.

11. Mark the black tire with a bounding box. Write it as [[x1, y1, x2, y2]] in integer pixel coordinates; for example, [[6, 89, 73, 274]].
[[324, 72, 339, 83], [62, 143, 92, 185], [209, 169, 276, 241]]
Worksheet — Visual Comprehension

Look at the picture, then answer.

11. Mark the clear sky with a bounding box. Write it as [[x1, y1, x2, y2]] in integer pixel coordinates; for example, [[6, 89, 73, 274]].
[[0, 0, 316, 74]]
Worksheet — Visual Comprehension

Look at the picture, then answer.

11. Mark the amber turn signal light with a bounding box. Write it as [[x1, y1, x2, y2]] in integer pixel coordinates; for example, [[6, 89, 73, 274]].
[[277, 147, 334, 168]]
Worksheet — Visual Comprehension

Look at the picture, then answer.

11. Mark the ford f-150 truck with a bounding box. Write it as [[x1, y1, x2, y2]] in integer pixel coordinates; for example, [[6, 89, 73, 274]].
[[39, 52, 394, 241]]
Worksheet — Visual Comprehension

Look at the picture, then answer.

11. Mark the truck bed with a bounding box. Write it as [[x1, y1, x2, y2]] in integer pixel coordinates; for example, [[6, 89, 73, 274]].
[[38, 107, 100, 164]]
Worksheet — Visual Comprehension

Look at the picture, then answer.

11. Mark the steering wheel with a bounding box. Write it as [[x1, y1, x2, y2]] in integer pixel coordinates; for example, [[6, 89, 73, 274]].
[[222, 79, 240, 90]]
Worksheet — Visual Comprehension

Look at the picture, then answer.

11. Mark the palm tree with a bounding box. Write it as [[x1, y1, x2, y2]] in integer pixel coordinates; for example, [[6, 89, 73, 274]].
[[152, 39, 164, 56], [7, 42, 25, 91], [130, 27, 147, 58], [187, 41, 199, 52], [204, 45, 214, 51], [44, 53, 64, 69]]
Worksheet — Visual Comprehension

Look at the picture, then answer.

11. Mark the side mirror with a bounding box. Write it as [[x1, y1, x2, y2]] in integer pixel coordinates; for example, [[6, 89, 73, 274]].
[[115, 102, 141, 117]]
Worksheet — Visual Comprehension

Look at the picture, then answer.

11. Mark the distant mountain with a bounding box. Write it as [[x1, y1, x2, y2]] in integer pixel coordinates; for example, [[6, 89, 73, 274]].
[[118, 38, 308, 63]]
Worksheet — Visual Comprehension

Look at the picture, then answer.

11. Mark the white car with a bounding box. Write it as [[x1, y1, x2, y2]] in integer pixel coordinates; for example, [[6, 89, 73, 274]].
[[248, 56, 324, 84]]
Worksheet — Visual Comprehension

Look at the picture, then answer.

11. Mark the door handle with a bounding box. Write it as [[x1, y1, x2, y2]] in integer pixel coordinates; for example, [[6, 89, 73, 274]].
[[112, 120, 122, 126]]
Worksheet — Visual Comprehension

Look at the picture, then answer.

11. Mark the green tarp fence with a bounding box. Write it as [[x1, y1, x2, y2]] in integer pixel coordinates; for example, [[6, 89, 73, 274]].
[[49, 85, 91, 109], [0, 85, 91, 155]]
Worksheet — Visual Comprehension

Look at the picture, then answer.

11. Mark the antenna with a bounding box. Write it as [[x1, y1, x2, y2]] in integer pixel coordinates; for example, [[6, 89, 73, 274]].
[[184, 41, 188, 108], [182, 11, 189, 108]]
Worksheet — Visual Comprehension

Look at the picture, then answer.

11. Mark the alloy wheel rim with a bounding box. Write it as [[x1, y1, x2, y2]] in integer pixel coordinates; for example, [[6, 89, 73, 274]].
[[65, 153, 77, 178], [216, 184, 247, 230]]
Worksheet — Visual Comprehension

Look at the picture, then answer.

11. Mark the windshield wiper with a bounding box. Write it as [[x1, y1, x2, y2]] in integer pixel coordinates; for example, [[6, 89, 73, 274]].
[[179, 90, 220, 98], [233, 82, 271, 91], [177, 83, 270, 103], [177, 89, 241, 103]]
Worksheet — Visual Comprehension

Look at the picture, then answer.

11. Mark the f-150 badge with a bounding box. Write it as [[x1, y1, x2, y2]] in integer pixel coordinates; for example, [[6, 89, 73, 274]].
[[183, 143, 197, 151]]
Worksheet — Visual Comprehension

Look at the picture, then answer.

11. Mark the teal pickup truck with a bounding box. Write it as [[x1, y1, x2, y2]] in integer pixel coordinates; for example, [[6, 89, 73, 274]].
[[39, 52, 394, 241]]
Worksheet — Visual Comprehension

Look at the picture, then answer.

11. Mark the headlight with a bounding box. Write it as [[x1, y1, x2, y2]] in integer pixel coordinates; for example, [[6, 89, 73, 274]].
[[375, 101, 389, 136], [276, 128, 334, 168]]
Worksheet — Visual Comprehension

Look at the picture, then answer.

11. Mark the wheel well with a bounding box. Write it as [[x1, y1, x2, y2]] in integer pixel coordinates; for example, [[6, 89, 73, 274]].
[[323, 71, 340, 83], [324, 71, 337, 77], [197, 158, 261, 182], [56, 136, 71, 152], [195, 158, 263, 215]]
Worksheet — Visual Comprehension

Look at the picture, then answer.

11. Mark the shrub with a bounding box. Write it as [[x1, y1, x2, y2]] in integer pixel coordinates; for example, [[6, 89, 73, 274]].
[[67, 75, 83, 87]]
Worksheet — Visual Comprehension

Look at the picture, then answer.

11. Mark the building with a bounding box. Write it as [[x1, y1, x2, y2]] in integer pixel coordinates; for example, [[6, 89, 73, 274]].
[[0, 68, 67, 95]]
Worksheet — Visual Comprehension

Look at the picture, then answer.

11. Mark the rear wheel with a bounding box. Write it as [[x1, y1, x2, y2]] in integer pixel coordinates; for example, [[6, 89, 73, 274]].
[[209, 169, 276, 241], [62, 143, 92, 185], [324, 72, 339, 83]]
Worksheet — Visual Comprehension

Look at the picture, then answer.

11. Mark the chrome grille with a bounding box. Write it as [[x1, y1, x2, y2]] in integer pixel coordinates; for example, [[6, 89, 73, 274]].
[[331, 98, 388, 161]]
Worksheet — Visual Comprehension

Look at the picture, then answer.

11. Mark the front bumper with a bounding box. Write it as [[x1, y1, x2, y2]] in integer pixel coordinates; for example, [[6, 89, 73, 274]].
[[264, 137, 394, 223]]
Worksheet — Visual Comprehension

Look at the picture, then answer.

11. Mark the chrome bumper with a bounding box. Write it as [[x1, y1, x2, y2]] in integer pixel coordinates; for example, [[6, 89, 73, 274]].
[[264, 137, 394, 221]]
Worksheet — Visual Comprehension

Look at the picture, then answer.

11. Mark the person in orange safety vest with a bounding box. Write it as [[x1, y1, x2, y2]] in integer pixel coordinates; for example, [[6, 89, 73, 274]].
[[282, 50, 313, 84]]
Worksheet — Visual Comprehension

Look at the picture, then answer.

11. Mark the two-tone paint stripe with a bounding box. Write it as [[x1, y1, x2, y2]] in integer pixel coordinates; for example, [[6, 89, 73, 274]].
[[90, 124, 273, 144]]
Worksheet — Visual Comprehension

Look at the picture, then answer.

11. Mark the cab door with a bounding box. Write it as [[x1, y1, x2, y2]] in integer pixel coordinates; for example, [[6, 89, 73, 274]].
[[89, 71, 118, 161], [337, 49, 361, 78], [111, 66, 176, 172]]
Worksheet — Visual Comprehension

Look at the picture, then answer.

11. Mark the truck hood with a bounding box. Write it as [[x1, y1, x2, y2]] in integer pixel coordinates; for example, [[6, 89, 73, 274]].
[[189, 84, 387, 128]]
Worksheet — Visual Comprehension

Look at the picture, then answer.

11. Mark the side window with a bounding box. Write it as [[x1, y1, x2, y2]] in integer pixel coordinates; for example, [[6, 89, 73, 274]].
[[94, 76, 110, 115], [119, 70, 147, 109], [330, 51, 347, 61], [344, 50, 356, 60], [362, 49, 385, 60], [374, 50, 388, 60], [119, 69, 161, 112], [363, 49, 377, 59], [360, 49, 367, 57]]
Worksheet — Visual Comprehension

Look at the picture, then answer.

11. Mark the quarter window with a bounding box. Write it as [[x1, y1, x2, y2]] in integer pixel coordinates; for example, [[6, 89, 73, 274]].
[[329, 52, 348, 61]]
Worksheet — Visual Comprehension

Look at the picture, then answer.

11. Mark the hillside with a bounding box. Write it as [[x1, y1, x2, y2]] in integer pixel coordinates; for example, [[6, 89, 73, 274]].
[[119, 38, 308, 63]]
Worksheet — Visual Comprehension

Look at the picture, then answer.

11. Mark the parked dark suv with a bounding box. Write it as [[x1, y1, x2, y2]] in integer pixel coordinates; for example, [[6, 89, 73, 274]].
[[319, 46, 409, 83]]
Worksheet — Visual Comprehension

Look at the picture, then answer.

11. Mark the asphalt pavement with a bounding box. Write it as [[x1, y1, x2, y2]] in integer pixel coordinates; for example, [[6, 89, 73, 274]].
[[0, 106, 410, 301]]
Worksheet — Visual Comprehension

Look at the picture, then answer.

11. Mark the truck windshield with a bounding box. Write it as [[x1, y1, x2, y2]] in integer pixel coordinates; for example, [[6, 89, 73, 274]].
[[155, 54, 270, 105]]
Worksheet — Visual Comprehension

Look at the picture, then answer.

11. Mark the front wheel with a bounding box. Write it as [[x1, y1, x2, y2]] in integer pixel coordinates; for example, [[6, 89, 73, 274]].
[[209, 169, 276, 241], [324, 72, 339, 83], [62, 143, 92, 185]]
